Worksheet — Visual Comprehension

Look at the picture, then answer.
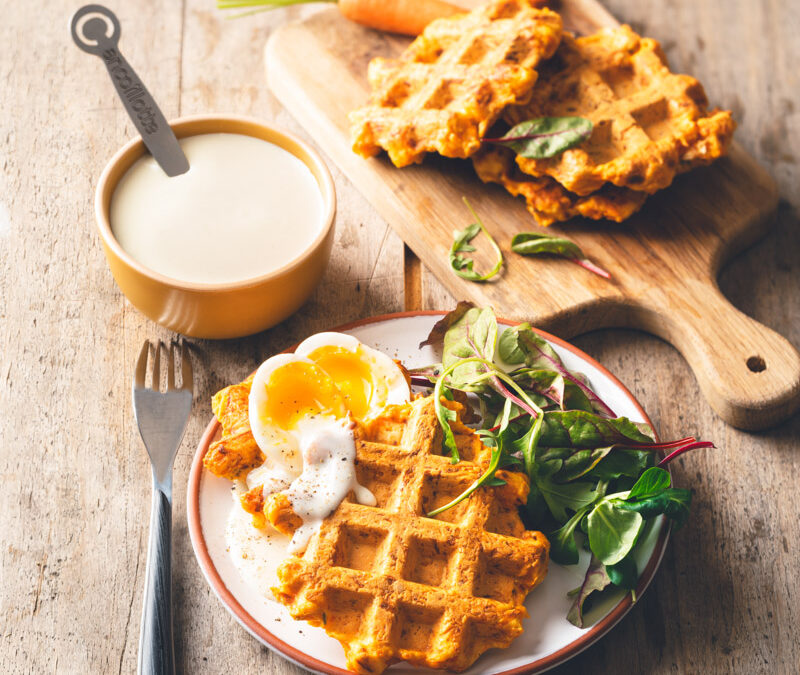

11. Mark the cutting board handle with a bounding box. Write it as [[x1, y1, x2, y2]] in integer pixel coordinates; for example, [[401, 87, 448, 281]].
[[638, 278, 800, 430]]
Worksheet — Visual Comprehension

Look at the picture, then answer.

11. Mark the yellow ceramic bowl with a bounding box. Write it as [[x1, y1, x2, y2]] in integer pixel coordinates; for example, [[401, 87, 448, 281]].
[[94, 114, 336, 339]]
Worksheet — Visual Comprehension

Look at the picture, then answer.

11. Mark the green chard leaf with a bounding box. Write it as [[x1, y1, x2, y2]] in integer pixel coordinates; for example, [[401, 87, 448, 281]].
[[511, 232, 585, 259], [499, 325, 617, 417], [511, 232, 611, 280], [419, 301, 474, 349], [606, 555, 638, 591], [587, 447, 655, 481], [587, 500, 644, 566], [441, 306, 499, 392], [567, 555, 612, 628], [539, 410, 655, 449], [448, 198, 503, 282], [543, 445, 615, 482], [484, 116, 593, 159], [512, 369, 594, 413]]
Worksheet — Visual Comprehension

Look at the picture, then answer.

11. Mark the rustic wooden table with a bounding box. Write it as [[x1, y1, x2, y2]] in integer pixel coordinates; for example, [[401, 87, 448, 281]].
[[1, 1, 798, 673]]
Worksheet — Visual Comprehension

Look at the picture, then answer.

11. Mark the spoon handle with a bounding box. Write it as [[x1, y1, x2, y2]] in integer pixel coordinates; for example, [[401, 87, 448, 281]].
[[71, 5, 189, 177]]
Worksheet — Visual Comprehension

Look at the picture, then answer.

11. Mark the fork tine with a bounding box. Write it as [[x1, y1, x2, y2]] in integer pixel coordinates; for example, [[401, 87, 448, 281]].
[[151, 341, 161, 391], [135, 340, 150, 388], [180, 340, 193, 392], [167, 342, 176, 390]]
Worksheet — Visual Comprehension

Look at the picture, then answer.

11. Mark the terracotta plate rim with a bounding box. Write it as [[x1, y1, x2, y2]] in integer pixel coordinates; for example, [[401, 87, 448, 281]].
[[186, 310, 671, 675]]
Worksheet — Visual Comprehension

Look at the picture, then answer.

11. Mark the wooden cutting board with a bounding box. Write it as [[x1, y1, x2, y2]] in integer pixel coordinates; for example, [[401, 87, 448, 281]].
[[266, 0, 800, 430]]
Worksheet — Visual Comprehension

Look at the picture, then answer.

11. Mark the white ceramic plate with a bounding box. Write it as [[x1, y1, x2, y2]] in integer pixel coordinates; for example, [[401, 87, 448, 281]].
[[187, 312, 669, 674]]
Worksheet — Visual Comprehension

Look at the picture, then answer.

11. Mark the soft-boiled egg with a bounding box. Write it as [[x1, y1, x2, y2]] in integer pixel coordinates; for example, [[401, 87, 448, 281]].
[[295, 332, 410, 419], [246, 332, 410, 551]]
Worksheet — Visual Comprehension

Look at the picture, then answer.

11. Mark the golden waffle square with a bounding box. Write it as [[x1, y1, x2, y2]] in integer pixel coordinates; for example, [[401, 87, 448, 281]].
[[272, 396, 549, 674], [349, 0, 563, 168], [473, 145, 647, 226], [504, 26, 736, 195], [203, 376, 265, 482]]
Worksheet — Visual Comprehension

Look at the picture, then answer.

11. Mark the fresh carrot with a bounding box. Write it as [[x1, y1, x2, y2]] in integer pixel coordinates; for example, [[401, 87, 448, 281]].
[[338, 0, 462, 35], [217, 0, 463, 35]]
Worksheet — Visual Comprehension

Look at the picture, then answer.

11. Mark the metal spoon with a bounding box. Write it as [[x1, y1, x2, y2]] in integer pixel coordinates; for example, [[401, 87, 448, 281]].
[[71, 5, 189, 177]]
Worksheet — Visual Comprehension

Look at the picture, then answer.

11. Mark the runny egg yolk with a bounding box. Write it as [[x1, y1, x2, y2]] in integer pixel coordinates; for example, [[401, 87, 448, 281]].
[[263, 360, 348, 430], [305, 345, 388, 421]]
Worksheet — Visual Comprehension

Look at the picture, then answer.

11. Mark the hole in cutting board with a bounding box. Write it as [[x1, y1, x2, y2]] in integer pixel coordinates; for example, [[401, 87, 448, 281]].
[[747, 355, 767, 373]]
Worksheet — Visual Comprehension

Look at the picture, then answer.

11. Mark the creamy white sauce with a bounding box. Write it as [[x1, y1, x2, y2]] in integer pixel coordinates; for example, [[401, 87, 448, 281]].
[[110, 132, 324, 284], [225, 489, 290, 601], [283, 418, 376, 552]]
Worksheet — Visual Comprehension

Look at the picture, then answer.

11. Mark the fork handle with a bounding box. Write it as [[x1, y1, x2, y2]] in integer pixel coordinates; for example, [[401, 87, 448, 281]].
[[138, 485, 175, 675]]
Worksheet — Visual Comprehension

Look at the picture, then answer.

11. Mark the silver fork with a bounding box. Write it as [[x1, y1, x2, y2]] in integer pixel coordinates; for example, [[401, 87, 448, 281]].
[[133, 340, 193, 675]]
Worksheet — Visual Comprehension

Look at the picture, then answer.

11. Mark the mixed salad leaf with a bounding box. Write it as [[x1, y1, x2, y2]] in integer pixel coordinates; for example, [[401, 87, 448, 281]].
[[483, 116, 594, 159], [411, 304, 713, 627]]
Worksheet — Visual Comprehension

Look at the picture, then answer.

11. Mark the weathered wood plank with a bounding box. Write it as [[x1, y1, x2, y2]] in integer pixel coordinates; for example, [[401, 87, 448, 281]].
[[0, 0, 798, 674]]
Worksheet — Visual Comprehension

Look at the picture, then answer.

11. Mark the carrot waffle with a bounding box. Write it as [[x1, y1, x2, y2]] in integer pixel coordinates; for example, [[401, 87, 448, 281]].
[[272, 396, 549, 674], [472, 144, 647, 226], [503, 26, 736, 196], [203, 376, 263, 482], [349, 0, 563, 167]]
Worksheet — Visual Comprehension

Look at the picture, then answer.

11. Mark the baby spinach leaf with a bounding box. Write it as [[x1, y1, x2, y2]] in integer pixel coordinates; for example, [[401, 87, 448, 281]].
[[548, 508, 588, 565], [627, 466, 672, 500], [483, 116, 593, 159], [567, 555, 612, 628], [587, 500, 643, 565], [618, 488, 692, 529], [587, 447, 655, 481], [448, 198, 503, 282], [606, 555, 638, 591], [535, 473, 602, 523]]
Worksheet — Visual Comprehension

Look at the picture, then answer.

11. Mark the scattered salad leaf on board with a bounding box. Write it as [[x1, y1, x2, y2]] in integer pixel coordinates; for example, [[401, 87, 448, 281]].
[[511, 232, 611, 279], [483, 117, 593, 159], [449, 198, 503, 282]]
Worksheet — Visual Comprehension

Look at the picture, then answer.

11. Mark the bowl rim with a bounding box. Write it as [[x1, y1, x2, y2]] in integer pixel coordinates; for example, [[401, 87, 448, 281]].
[[94, 113, 336, 292]]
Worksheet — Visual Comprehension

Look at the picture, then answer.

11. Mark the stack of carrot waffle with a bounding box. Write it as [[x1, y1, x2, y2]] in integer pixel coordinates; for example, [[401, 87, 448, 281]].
[[350, 0, 735, 226]]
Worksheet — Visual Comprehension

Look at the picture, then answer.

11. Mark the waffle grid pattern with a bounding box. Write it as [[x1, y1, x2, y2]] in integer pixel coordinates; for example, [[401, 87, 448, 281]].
[[472, 145, 647, 226], [274, 398, 549, 674], [349, 0, 562, 167], [505, 27, 736, 196]]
